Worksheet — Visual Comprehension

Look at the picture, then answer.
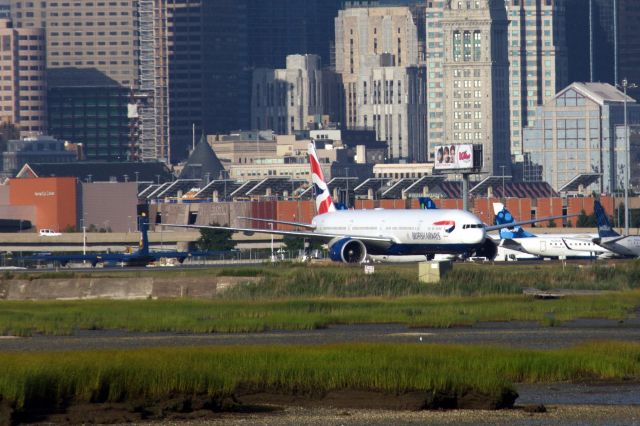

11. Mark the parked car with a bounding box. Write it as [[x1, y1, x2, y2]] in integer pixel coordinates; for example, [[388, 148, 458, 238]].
[[39, 229, 62, 237]]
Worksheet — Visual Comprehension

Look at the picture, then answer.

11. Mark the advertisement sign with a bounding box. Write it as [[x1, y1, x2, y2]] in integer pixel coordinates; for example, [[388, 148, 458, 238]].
[[434, 144, 474, 170]]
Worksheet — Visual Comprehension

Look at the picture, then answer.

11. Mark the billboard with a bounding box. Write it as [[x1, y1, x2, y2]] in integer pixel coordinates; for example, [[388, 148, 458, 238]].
[[434, 144, 475, 170]]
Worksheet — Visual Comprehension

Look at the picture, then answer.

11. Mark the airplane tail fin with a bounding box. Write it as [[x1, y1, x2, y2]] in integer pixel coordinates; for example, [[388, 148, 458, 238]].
[[493, 203, 536, 239], [594, 201, 619, 238], [419, 197, 437, 210], [138, 214, 150, 255], [308, 142, 336, 215]]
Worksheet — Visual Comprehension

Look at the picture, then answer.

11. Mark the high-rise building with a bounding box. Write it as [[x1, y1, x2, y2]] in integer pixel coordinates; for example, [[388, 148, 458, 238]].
[[0, 0, 10, 19], [47, 69, 131, 161], [566, 0, 640, 94], [162, 0, 249, 162], [505, 0, 568, 155], [425, 0, 511, 175], [9, 0, 170, 162], [617, 0, 640, 90], [335, 7, 426, 162], [565, 0, 614, 84], [355, 57, 427, 162], [0, 19, 46, 136], [251, 55, 341, 134], [247, 0, 343, 69], [10, 0, 139, 88]]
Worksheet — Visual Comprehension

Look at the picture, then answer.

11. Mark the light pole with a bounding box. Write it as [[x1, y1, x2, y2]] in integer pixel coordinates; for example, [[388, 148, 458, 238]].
[[80, 218, 86, 264], [500, 165, 506, 199], [345, 167, 349, 208], [621, 79, 637, 235], [269, 222, 274, 262]]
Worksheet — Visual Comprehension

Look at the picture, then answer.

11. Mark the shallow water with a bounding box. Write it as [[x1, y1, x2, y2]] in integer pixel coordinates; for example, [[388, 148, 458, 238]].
[[2, 320, 640, 352], [517, 382, 640, 406]]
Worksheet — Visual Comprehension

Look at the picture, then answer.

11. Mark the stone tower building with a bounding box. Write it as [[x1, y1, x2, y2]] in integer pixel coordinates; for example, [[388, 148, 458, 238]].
[[426, 0, 511, 175]]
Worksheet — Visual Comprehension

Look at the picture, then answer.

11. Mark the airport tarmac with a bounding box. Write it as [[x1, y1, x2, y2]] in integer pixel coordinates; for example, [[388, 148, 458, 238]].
[[2, 319, 640, 352]]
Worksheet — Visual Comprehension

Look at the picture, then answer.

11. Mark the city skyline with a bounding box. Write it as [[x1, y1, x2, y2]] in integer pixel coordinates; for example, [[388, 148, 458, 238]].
[[0, 0, 637, 194]]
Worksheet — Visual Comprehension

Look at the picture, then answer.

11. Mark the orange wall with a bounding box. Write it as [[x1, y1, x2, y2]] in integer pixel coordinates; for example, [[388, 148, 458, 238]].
[[276, 200, 315, 230], [240, 197, 621, 231], [9, 177, 77, 231]]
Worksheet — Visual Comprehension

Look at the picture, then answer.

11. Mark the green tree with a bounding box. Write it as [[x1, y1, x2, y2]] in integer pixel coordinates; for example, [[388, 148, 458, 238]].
[[576, 209, 597, 228], [547, 219, 557, 228], [283, 236, 323, 253], [196, 224, 235, 251]]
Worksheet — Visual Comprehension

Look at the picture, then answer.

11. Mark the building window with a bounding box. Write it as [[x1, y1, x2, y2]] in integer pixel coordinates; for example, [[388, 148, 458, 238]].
[[463, 31, 472, 62], [453, 31, 461, 62], [473, 31, 481, 61]]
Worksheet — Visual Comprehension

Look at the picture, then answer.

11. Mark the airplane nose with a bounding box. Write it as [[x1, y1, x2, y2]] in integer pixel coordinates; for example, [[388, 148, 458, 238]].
[[464, 229, 485, 245]]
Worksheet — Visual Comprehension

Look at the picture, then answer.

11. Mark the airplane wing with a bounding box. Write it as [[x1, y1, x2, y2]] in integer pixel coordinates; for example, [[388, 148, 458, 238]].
[[238, 217, 316, 230], [593, 235, 628, 245], [499, 238, 528, 252], [163, 224, 394, 244], [484, 213, 578, 232]]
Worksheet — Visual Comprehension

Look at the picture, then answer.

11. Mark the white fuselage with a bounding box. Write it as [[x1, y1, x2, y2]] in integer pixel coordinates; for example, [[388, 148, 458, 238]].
[[598, 236, 640, 257], [311, 209, 485, 255], [508, 236, 611, 259]]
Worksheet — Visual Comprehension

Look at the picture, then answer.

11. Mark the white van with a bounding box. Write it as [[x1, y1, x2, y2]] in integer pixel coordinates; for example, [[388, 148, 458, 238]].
[[39, 229, 62, 237]]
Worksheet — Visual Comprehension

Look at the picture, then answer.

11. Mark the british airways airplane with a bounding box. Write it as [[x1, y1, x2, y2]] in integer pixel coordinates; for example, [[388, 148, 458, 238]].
[[167, 143, 569, 263]]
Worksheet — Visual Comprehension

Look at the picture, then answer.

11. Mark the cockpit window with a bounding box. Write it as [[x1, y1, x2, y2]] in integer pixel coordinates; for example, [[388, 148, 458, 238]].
[[462, 224, 483, 229]]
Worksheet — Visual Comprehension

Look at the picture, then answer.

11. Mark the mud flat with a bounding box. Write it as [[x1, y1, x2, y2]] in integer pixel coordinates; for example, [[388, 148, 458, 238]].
[[152, 405, 640, 426], [6, 389, 518, 424]]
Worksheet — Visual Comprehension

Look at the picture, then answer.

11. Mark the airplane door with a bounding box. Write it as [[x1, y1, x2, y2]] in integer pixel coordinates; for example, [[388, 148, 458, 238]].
[[540, 240, 547, 253]]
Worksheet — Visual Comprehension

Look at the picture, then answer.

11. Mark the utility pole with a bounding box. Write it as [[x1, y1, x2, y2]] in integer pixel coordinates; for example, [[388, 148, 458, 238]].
[[500, 165, 506, 199], [621, 79, 637, 235]]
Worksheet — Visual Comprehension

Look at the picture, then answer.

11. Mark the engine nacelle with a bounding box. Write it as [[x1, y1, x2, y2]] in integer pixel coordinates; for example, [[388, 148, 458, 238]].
[[473, 238, 498, 260], [329, 238, 367, 263]]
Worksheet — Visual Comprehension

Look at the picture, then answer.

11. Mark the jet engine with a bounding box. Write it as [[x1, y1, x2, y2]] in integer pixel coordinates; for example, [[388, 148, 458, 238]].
[[329, 238, 367, 263]]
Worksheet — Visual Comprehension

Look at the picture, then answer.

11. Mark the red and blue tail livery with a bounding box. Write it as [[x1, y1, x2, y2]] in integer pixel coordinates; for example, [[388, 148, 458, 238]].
[[308, 142, 336, 215]]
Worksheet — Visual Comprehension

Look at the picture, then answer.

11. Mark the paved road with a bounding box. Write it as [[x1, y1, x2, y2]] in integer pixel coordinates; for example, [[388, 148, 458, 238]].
[[2, 319, 640, 352]]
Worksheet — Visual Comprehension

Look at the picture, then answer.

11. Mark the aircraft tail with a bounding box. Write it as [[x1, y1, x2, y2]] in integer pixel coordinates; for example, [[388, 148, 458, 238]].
[[308, 142, 336, 215], [594, 201, 619, 238], [493, 203, 536, 239], [138, 214, 150, 255], [419, 197, 437, 209]]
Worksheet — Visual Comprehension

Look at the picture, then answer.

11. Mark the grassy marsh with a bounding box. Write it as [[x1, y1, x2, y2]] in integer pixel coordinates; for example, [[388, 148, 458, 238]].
[[0, 292, 638, 336], [1, 342, 640, 412], [1, 261, 639, 336]]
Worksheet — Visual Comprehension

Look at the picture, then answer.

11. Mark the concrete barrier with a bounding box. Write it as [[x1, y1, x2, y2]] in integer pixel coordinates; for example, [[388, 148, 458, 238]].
[[0, 276, 261, 301], [418, 261, 453, 283]]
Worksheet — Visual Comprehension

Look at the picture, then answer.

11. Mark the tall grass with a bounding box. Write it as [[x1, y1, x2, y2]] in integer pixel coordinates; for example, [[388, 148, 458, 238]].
[[0, 292, 638, 336], [221, 261, 640, 298], [7, 261, 640, 296], [0, 342, 639, 412]]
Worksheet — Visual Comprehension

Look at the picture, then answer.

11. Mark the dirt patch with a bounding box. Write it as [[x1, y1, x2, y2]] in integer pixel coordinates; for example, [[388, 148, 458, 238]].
[[5, 388, 517, 424]]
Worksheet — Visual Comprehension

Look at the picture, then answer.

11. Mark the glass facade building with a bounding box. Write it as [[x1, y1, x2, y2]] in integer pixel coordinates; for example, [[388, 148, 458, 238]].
[[523, 82, 640, 193], [48, 85, 131, 161]]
